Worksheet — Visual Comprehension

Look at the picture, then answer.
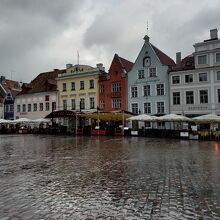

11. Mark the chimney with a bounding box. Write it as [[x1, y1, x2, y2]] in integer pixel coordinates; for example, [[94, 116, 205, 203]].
[[66, 63, 73, 69], [210, 28, 218, 40], [96, 63, 105, 71], [176, 52, 181, 64], [0, 76, 6, 84]]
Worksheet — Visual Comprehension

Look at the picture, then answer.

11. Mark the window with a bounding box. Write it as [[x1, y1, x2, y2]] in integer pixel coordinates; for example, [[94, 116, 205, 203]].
[[100, 100, 105, 110], [9, 104, 13, 112], [198, 55, 207, 65], [185, 74, 193, 83], [71, 82, 75, 91], [100, 84, 104, 93], [17, 105, 20, 113], [186, 91, 194, 104], [90, 97, 95, 109], [63, 100, 67, 110], [112, 99, 121, 109], [199, 73, 207, 82], [172, 76, 180, 84], [131, 86, 138, 98], [143, 85, 150, 96], [52, 102, 56, 111], [173, 92, 180, 105], [156, 84, 164, 96], [138, 70, 145, 79], [218, 89, 220, 103], [33, 103, 37, 112], [216, 53, 220, 62], [28, 104, 31, 112], [5, 105, 9, 113], [62, 83, 66, 91], [112, 82, 121, 92], [45, 95, 49, 101], [217, 71, 220, 80], [143, 57, 151, 67], [200, 90, 208, 104], [80, 98, 85, 110], [131, 103, 138, 114], [22, 104, 26, 112], [71, 99, 75, 110], [144, 103, 151, 114], [149, 67, 156, 77], [157, 102, 164, 114], [39, 103, 43, 111], [46, 102, 50, 111], [80, 81, 84, 90], [89, 80, 94, 89]]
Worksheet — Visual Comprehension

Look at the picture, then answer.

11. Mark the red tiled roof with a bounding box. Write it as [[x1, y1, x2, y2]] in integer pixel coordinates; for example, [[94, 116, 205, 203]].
[[1, 79, 21, 98], [151, 44, 175, 66], [19, 69, 65, 95], [170, 55, 195, 72], [117, 55, 134, 72]]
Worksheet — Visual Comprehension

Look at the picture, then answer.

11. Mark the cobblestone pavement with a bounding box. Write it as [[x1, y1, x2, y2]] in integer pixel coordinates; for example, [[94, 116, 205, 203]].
[[0, 135, 220, 219]]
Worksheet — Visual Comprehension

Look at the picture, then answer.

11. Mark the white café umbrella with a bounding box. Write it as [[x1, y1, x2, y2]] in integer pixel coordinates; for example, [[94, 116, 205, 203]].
[[157, 114, 192, 122], [32, 118, 51, 123], [0, 119, 10, 124], [127, 114, 157, 122], [11, 118, 33, 124], [192, 114, 220, 124]]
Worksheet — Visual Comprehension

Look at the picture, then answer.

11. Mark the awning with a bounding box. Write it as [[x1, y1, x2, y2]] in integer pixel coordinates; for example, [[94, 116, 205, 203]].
[[45, 110, 80, 118]]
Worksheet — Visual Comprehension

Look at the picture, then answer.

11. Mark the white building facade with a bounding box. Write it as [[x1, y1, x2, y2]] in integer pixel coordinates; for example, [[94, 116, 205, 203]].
[[169, 29, 220, 116]]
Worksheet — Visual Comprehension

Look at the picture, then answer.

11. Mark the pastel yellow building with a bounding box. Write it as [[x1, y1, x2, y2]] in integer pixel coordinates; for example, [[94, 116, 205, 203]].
[[57, 63, 105, 112]]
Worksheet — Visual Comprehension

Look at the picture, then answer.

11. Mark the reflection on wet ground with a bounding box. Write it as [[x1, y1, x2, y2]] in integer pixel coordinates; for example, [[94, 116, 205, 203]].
[[0, 134, 220, 219]]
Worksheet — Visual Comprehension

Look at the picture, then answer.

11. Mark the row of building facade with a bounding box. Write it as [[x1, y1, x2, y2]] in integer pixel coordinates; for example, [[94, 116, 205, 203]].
[[1, 28, 220, 120]]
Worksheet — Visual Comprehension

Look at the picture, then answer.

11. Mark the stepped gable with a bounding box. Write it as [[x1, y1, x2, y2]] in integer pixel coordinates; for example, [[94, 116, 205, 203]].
[[151, 44, 175, 66]]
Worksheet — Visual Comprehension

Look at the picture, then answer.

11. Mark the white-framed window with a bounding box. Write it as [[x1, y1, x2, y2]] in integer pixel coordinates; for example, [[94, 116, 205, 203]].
[[100, 100, 105, 110], [143, 102, 151, 114], [22, 104, 26, 112], [111, 82, 121, 92], [89, 80, 94, 89], [39, 103, 43, 111], [217, 71, 220, 81], [173, 92, 180, 105], [197, 54, 207, 65], [17, 105, 20, 113], [186, 91, 194, 104], [157, 102, 164, 114], [100, 84, 104, 93], [71, 82, 75, 91], [80, 81, 84, 90], [172, 75, 180, 84], [131, 86, 138, 98], [149, 67, 157, 77], [216, 52, 220, 62], [131, 103, 138, 114], [199, 90, 208, 104], [90, 97, 95, 109], [9, 104, 13, 112], [185, 74, 193, 83], [217, 89, 220, 103], [45, 95, 49, 101], [33, 103, 37, 112], [28, 104, 31, 112], [156, 84, 164, 96], [80, 98, 85, 110], [112, 99, 121, 109], [199, 72, 208, 82], [63, 100, 67, 110], [45, 102, 50, 111], [138, 70, 145, 79], [62, 83, 66, 91], [143, 85, 150, 96], [71, 99, 75, 110], [52, 102, 56, 111]]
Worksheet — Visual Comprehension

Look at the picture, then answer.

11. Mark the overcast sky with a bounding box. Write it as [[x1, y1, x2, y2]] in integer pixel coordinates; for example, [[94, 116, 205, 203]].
[[0, 0, 220, 83]]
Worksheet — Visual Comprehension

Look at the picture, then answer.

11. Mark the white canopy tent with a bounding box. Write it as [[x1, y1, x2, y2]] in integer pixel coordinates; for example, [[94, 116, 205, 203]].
[[127, 114, 158, 122], [192, 114, 220, 124], [157, 114, 192, 122]]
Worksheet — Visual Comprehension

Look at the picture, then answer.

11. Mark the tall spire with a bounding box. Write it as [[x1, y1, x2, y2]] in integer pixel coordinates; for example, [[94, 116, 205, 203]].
[[147, 20, 149, 36]]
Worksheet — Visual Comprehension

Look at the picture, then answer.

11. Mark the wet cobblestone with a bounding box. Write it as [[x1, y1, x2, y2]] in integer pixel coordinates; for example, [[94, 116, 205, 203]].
[[0, 135, 220, 219]]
